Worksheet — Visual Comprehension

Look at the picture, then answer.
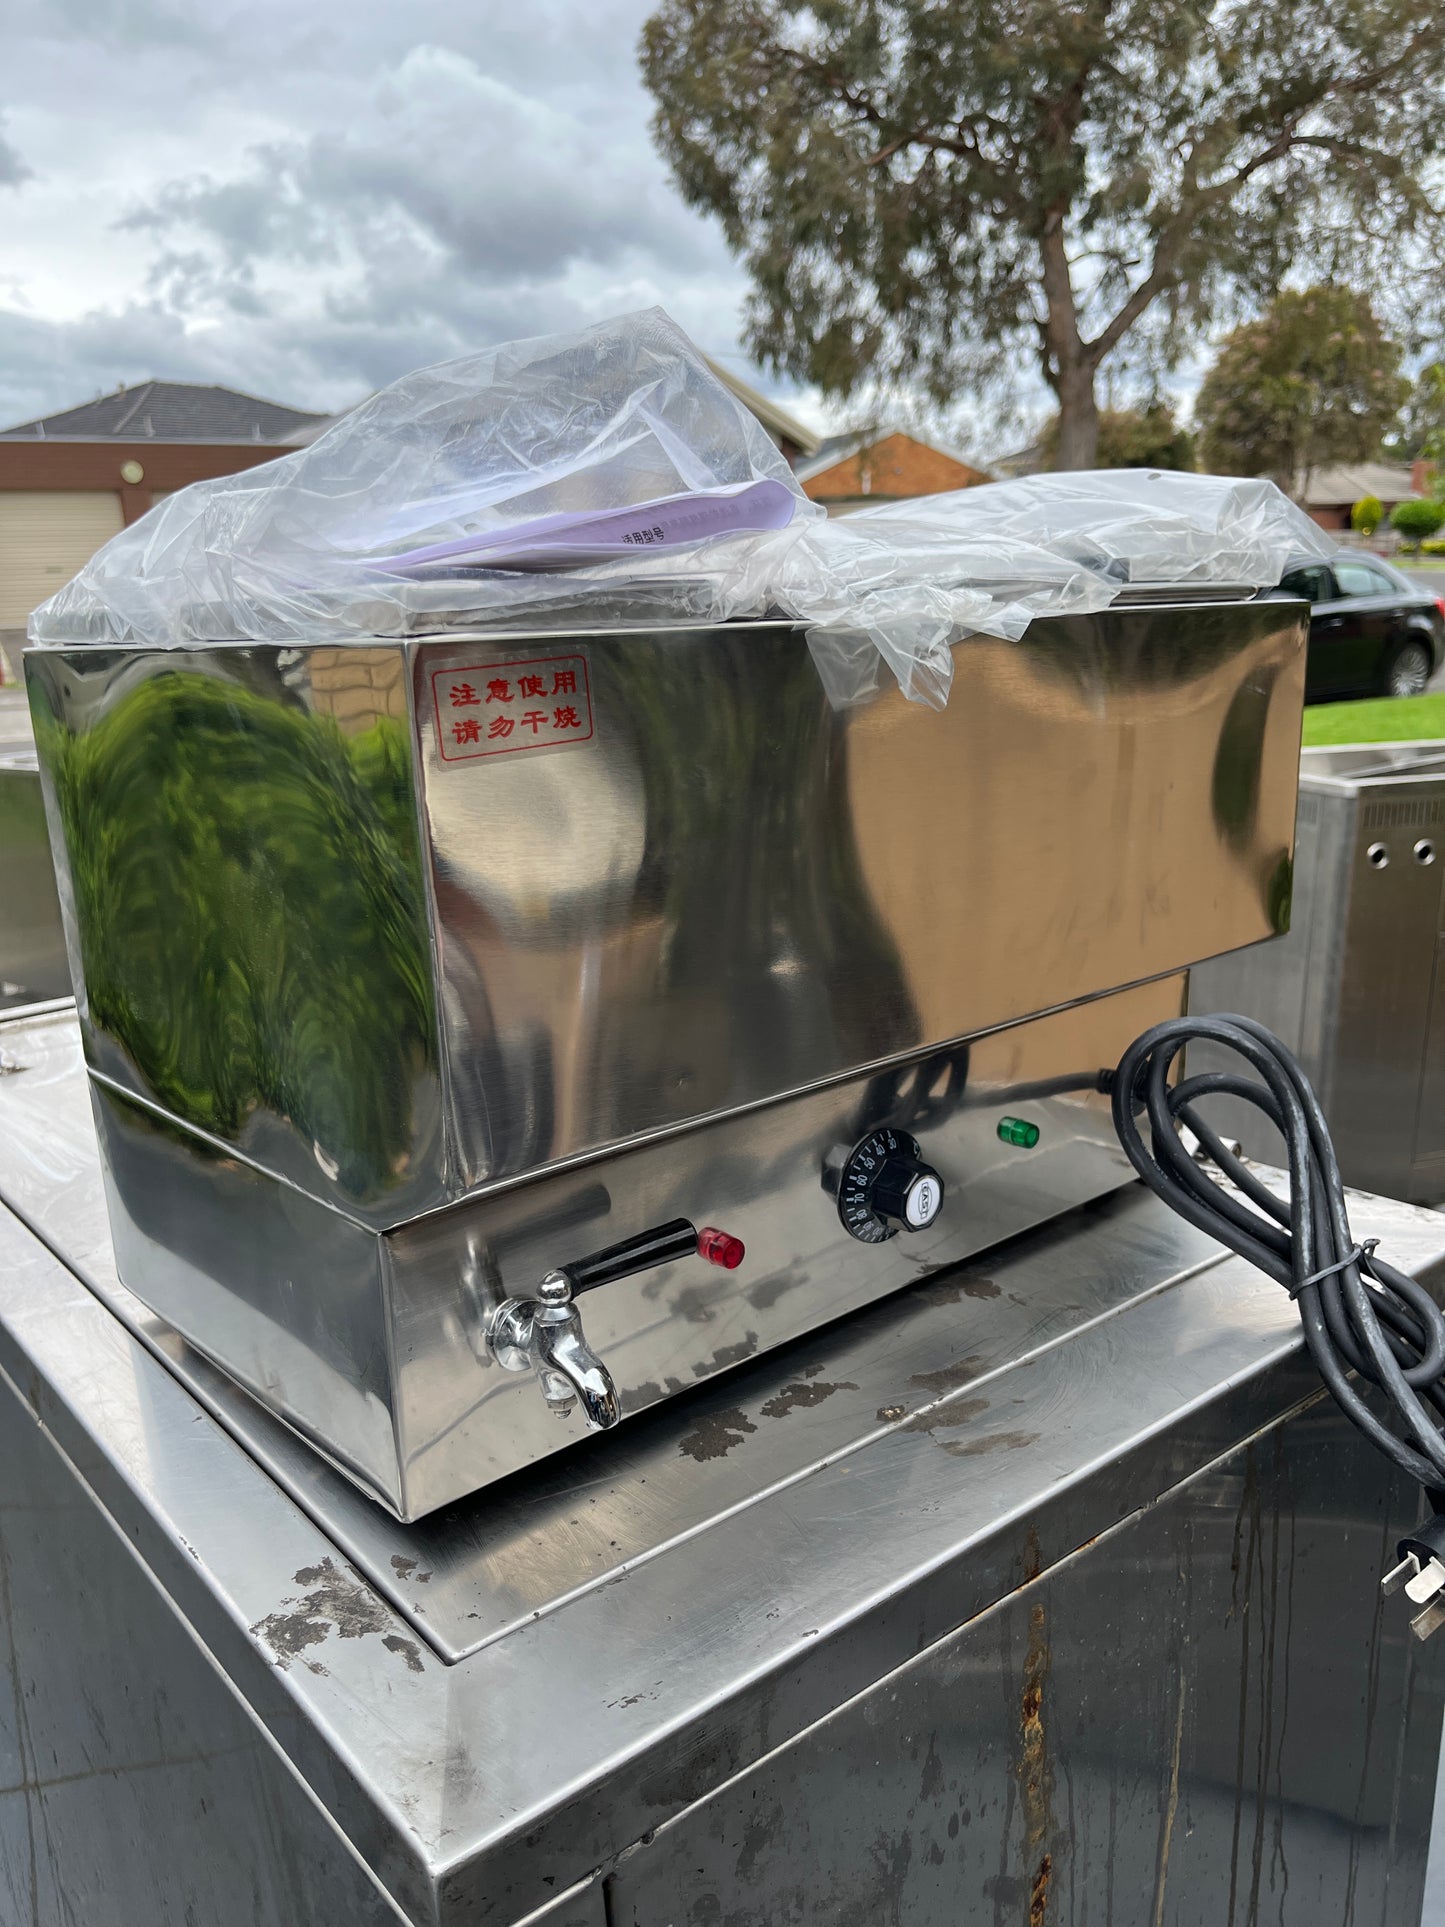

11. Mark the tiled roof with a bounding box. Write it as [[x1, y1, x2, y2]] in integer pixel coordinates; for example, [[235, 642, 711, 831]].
[[0, 380, 329, 443], [1297, 462, 1419, 506], [701, 358, 822, 457]]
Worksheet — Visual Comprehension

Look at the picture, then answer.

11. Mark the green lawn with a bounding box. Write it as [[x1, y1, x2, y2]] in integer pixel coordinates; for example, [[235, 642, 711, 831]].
[[1302, 692, 1445, 746]]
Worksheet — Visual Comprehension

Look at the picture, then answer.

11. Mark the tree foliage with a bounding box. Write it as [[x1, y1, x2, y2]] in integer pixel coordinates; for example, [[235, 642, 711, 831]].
[[1391, 497, 1445, 548], [1351, 493, 1384, 534], [1394, 362, 1445, 464], [1194, 286, 1407, 484], [640, 0, 1445, 468]]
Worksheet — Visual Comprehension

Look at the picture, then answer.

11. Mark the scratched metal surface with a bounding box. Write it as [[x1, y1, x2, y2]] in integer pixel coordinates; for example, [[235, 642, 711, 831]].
[[610, 1393, 1445, 1927], [2, 1005, 1445, 1921], [0, 1351, 416, 1927]]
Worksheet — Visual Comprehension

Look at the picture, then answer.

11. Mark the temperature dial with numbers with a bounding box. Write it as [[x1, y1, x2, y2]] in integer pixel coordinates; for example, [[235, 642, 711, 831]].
[[836, 1127, 945, 1243]]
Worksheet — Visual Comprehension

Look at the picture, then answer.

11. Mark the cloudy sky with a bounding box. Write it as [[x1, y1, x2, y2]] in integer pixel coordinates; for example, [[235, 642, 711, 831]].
[[0, 0, 815, 429]]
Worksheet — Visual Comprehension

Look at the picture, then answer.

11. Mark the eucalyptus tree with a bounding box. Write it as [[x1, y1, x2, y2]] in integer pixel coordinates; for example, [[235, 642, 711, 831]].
[[641, 1, 1445, 467]]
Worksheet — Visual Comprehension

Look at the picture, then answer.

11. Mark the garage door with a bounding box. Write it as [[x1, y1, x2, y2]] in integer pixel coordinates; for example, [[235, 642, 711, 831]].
[[0, 491, 124, 629]]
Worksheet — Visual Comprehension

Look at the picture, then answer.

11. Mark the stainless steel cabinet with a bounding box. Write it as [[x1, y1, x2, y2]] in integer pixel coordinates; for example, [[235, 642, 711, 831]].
[[0, 747, 68, 1010], [1, 1006, 1443, 1926], [1191, 741, 1445, 1202]]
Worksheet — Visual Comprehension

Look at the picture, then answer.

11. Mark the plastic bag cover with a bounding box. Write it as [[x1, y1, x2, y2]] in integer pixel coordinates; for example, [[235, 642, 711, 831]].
[[29, 308, 1333, 709]]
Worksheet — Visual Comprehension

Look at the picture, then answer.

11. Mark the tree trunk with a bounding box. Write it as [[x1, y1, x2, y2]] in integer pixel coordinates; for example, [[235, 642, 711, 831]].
[[1053, 354, 1100, 469], [1037, 213, 1100, 469]]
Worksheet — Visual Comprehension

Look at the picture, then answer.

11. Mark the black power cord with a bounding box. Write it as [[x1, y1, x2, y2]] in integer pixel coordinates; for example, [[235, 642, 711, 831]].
[[1109, 1012, 1445, 1627]]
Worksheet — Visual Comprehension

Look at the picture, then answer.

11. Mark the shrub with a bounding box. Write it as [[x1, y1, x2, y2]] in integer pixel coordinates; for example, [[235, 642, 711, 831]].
[[1390, 498, 1445, 549], [1351, 494, 1384, 535], [1421, 539, 1445, 556]]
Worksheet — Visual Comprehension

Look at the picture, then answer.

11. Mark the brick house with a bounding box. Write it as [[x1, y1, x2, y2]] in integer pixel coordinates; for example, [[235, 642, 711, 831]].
[[797, 430, 990, 511], [0, 381, 330, 675], [1295, 460, 1430, 532]]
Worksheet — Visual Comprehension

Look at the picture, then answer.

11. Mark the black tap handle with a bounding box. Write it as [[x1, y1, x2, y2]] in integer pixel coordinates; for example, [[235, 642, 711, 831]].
[[560, 1218, 699, 1297]]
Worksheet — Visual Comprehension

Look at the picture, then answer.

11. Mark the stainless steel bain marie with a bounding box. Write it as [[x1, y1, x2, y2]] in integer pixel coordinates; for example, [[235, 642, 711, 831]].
[[26, 599, 1306, 1516]]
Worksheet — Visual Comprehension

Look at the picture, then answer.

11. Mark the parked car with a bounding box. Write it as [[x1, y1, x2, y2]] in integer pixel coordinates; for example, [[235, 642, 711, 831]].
[[1267, 551, 1445, 701]]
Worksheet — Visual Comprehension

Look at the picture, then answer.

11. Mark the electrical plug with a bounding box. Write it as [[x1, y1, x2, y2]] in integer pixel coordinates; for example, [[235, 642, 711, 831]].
[[1383, 1510, 1445, 1641]]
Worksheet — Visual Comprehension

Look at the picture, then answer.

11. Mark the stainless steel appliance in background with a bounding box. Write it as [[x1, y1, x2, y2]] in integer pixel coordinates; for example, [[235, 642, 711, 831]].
[[1190, 741, 1445, 1204], [0, 744, 69, 1011], [26, 597, 1306, 1517]]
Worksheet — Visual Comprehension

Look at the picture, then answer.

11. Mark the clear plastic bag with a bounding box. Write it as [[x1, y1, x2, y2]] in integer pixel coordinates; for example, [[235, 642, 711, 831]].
[[857, 469, 1336, 589], [795, 469, 1337, 705], [29, 308, 813, 649], [29, 308, 1333, 710], [722, 510, 1117, 707]]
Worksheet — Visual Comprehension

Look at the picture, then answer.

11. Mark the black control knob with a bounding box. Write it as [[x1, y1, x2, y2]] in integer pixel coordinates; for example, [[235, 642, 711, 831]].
[[836, 1128, 946, 1243]]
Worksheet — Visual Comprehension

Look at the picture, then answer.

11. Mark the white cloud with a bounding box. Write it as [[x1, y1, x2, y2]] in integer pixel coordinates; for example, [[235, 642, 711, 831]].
[[0, 0, 822, 427]]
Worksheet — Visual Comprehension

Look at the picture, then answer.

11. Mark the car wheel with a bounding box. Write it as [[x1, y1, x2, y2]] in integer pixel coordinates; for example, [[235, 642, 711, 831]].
[[1381, 637, 1433, 698]]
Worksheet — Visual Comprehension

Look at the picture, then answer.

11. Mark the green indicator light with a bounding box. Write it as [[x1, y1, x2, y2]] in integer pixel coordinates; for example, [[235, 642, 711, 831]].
[[998, 1116, 1040, 1149]]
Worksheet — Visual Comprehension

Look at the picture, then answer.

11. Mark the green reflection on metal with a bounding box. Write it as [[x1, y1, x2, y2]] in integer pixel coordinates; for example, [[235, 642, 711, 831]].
[[1267, 850, 1294, 935], [36, 670, 435, 1200]]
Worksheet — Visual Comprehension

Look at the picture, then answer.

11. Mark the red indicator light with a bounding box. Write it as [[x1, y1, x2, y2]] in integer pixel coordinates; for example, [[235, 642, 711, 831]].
[[697, 1226, 746, 1270]]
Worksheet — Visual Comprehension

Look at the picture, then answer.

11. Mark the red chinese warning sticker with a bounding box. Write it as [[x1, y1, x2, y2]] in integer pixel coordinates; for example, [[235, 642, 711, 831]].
[[431, 655, 593, 763]]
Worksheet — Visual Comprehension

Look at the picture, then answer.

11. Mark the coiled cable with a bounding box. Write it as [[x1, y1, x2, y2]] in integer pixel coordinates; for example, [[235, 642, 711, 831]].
[[1110, 1012, 1445, 1493]]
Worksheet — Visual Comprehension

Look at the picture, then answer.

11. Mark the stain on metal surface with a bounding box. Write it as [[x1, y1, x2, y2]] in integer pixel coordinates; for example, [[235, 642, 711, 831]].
[[251, 1557, 400, 1669], [919, 1733, 944, 1801], [916, 1273, 999, 1306], [668, 1284, 718, 1325], [694, 1333, 759, 1376], [734, 1808, 779, 1883], [1029, 1852, 1053, 1926], [1225, 1431, 1300, 1927], [876, 1404, 907, 1423], [760, 1375, 859, 1419], [904, 1396, 989, 1438], [936, 1427, 1041, 1461], [869, 1828, 914, 1911], [909, 1355, 986, 1396], [744, 1263, 809, 1312], [1022, 1524, 1044, 1585], [382, 1634, 425, 1674], [1020, 1599, 1055, 1924], [1151, 1679, 1187, 1927], [677, 1406, 758, 1462]]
